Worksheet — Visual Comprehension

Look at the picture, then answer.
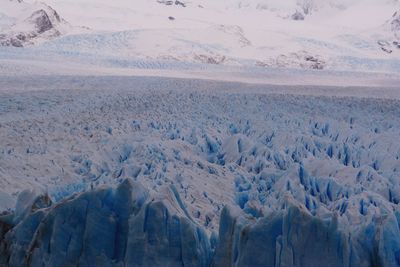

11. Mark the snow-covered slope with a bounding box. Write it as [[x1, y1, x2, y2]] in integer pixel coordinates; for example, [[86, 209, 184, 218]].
[[1, 0, 400, 72], [0, 0, 76, 47]]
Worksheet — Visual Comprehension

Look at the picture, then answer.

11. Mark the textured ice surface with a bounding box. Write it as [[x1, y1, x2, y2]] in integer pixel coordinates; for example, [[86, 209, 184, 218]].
[[0, 179, 211, 266], [213, 203, 400, 267], [0, 76, 400, 266], [1, 179, 399, 266]]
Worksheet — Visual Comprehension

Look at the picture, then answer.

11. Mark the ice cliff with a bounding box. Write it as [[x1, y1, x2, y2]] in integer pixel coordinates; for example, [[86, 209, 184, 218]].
[[1, 178, 399, 267], [0, 179, 211, 267]]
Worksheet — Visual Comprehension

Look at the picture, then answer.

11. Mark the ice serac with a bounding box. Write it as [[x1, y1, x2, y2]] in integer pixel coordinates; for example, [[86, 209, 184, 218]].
[[0, 179, 211, 267], [213, 203, 349, 267], [213, 201, 400, 267]]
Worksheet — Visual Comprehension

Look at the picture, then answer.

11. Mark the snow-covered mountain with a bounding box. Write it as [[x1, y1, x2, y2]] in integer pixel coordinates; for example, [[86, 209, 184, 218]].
[[0, 0, 75, 47], [1, 0, 400, 71]]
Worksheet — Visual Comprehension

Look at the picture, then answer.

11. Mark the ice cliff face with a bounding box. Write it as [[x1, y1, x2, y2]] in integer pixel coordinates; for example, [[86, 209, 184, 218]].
[[1, 178, 399, 267], [0, 179, 212, 266], [213, 204, 350, 267], [214, 198, 400, 267]]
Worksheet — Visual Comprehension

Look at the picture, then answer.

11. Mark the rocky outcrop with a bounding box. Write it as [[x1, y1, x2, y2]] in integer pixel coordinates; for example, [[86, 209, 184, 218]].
[[291, 10, 305, 21], [194, 54, 226, 64], [391, 11, 400, 40], [257, 51, 326, 70], [28, 9, 59, 34], [375, 10, 400, 54], [157, 0, 186, 7]]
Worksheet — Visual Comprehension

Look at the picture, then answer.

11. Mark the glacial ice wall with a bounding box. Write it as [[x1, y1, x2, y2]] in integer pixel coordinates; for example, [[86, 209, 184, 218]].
[[0, 179, 211, 267], [1, 179, 400, 267], [213, 204, 400, 267]]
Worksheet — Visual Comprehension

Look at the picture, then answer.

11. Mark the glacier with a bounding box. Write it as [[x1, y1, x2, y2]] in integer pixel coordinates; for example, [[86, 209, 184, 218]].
[[1, 0, 400, 265], [0, 75, 399, 266]]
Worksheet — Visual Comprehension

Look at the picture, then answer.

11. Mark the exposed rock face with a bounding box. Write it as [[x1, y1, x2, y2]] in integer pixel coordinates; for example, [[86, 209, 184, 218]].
[[28, 9, 57, 34], [373, 11, 400, 54], [194, 54, 226, 64], [0, 34, 24, 47], [157, 0, 186, 7], [257, 51, 326, 70], [291, 10, 305, 21], [378, 40, 394, 53], [391, 11, 400, 40]]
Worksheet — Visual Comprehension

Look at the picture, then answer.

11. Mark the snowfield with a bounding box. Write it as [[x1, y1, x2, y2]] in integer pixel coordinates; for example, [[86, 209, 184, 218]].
[[1, 0, 400, 72], [0, 75, 400, 266]]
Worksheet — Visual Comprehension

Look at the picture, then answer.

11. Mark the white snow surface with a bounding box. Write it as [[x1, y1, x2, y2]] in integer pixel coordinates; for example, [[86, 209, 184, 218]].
[[1, 0, 400, 72]]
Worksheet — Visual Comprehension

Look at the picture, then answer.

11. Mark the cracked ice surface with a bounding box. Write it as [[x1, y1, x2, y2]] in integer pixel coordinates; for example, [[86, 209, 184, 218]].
[[0, 76, 399, 266], [0, 76, 399, 230]]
